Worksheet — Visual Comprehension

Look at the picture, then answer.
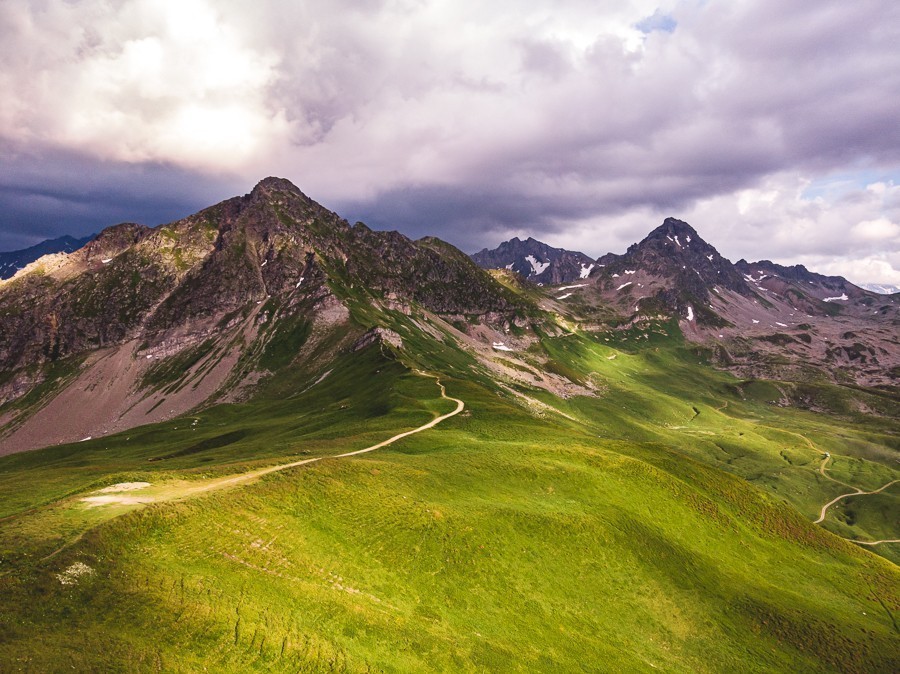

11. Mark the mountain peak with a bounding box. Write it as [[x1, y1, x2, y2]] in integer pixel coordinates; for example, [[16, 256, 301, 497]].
[[648, 217, 700, 241], [249, 176, 306, 200], [471, 236, 594, 284]]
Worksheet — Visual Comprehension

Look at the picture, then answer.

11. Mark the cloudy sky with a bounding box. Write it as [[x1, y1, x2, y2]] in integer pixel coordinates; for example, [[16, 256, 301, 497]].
[[1, 0, 899, 283]]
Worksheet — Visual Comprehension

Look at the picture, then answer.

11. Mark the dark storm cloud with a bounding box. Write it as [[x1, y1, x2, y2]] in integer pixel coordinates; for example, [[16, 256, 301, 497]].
[[0, 0, 898, 280], [0, 146, 242, 250]]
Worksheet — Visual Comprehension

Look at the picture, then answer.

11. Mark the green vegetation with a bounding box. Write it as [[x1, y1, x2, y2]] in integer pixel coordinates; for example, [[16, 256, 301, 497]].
[[0, 200, 897, 671], [1, 313, 898, 672]]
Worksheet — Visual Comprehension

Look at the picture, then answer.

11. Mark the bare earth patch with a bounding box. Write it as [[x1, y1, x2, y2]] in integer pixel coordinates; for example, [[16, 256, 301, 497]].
[[97, 482, 152, 493]]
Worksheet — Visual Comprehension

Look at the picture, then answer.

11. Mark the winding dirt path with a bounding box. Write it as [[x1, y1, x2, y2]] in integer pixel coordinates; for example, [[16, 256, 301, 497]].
[[814, 455, 899, 525], [177, 374, 464, 498], [32, 374, 464, 563]]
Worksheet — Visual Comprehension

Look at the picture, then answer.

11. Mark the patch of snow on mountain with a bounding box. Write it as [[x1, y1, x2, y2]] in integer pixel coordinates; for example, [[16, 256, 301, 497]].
[[558, 284, 588, 291], [707, 254, 714, 261], [624, 269, 636, 274], [823, 294, 848, 302], [492, 342, 514, 352], [616, 282, 632, 290], [525, 255, 549, 276], [674, 236, 681, 247], [686, 235, 691, 243], [752, 319, 760, 324], [612, 273, 620, 278], [776, 322, 788, 327], [686, 306, 694, 321], [101, 258, 112, 264], [557, 293, 573, 300], [505, 263, 514, 270], [579, 263, 594, 279]]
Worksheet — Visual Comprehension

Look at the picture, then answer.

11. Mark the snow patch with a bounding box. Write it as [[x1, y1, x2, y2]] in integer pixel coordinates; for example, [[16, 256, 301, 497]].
[[686, 235, 691, 243], [101, 258, 112, 264], [674, 236, 681, 247], [505, 263, 514, 270], [686, 306, 694, 321], [616, 282, 632, 290], [295, 277, 305, 288], [775, 322, 788, 327], [624, 269, 636, 274], [752, 319, 760, 324], [525, 255, 550, 276], [612, 273, 620, 278], [492, 342, 514, 352], [557, 284, 588, 291], [707, 254, 714, 261], [556, 293, 573, 300], [823, 293, 848, 302], [579, 263, 594, 279], [260, 260, 268, 267]]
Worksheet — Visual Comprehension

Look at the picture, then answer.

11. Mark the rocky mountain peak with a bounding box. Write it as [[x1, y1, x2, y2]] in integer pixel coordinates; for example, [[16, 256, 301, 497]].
[[248, 176, 307, 201], [648, 217, 699, 240], [81, 222, 150, 261], [591, 218, 752, 322], [471, 237, 594, 285]]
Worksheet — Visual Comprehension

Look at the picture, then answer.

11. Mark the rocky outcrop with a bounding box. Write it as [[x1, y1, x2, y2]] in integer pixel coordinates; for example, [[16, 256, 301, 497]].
[[471, 237, 595, 285]]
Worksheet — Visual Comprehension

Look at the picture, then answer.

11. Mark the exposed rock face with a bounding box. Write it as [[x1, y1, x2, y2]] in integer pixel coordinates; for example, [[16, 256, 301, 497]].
[[0, 177, 525, 374], [471, 237, 596, 285], [584, 218, 752, 325]]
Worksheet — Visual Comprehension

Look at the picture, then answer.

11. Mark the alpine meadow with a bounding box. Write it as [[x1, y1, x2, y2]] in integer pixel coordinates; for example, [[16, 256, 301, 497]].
[[0, 178, 897, 672]]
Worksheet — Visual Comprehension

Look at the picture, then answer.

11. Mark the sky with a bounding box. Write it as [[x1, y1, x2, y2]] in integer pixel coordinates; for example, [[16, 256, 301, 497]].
[[1, 1, 899, 284]]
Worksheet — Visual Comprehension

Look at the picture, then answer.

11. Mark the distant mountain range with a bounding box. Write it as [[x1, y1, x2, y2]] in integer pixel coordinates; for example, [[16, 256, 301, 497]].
[[1, 178, 897, 673], [472, 217, 898, 386], [860, 282, 900, 295], [1, 186, 897, 454], [0, 234, 95, 279], [471, 237, 596, 285]]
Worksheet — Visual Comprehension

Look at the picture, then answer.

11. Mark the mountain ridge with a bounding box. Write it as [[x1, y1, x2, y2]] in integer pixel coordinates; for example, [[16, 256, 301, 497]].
[[0, 233, 95, 279], [0, 177, 897, 673]]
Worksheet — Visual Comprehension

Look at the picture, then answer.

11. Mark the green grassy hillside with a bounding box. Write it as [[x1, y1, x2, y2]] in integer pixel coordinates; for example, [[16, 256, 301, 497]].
[[1, 317, 898, 672]]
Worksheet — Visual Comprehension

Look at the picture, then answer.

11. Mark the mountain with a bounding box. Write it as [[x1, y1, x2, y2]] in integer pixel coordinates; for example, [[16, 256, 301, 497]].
[[0, 234, 94, 279], [471, 236, 596, 284], [535, 218, 899, 387], [861, 282, 900, 295], [0, 177, 528, 453], [0, 183, 897, 673], [586, 217, 750, 320]]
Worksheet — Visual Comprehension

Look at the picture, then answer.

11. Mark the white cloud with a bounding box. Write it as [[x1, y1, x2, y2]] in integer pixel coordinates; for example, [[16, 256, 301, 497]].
[[0, 0, 288, 168], [1, 0, 899, 285]]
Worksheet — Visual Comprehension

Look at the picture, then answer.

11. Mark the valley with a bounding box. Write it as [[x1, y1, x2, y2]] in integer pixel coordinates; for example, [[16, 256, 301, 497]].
[[0, 179, 897, 672]]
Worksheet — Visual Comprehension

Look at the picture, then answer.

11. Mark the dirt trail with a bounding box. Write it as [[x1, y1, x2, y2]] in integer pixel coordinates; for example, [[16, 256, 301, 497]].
[[814, 455, 899, 525], [28, 375, 464, 564], [170, 375, 464, 499], [87, 373, 463, 506]]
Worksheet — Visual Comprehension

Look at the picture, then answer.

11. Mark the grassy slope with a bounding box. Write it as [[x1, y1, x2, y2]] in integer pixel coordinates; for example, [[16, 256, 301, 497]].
[[0, 319, 898, 671]]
